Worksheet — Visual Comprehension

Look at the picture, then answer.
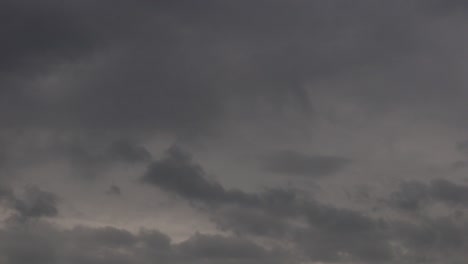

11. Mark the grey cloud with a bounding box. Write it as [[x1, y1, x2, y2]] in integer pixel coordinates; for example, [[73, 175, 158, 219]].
[[265, 150, 350, 177], [212, 207, 291, 237], [1, 0, 466, 177], [0, 0, 225, 143], [107, 139, 152, 164], [214, 198, 395, 263], [295, 227, 392, 263], [142, 145, 265, 207], [1, 0, 448, 143], [305, 202, 379, 233], [4, 154, 468, 264], [3, 1, 468, 263], [177, 233, 268, 260], [142, 146, 395, 262], [0, 185, 14, 200], [142, 145, 228, 204], [141, 146, 468, 263], [456, 140, 468, 157], [55, 138, 151, 165], [66, 139, 151, 179], [451, 160, 468, 170], [0, 221, 285, 264], [1, 137, 152, 180], [297, 202, 392, 263], [395, 218, 463, 251], [0, 0, 97, 72], [12, 187, 59, 220], [430, 179, 468, 204], [0, 224, 60, 264], [456, 140, 468, 153], [106, 185, 122, 196], [210, 188, 308, 238], [392, 217, 467, 263], [142, 146, 312, 216], [70, 226, 137, 249], [389, 180, 430, 212], [0, 186, 58, 221], [388, 179, 468, 212]]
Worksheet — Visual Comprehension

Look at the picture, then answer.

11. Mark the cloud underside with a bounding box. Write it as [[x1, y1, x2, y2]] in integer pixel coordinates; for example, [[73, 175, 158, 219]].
[[0, 223, 287, 264], [2, 0, 468, 264], [2, 0, 467, 141], [2, 145, 468, 263], [139, 146, 468, 263]]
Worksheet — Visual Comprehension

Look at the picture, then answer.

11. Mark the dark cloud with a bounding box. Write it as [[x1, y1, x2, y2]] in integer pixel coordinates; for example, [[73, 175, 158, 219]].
[[264, 150, 350, 177], [66, 139, 151, 179], [142, 145, 264, 207], [106, 185, 122, 196], [0, 0, 97, 72], [389, 180, 430, 212], [3, 0, 468, 263], [305, 202, 378, 233], [212, 207, 291, 237], [142, 145, 228, 204], [395, 218, 463, 251], [296, 202, 392, 263], [142, 146, 312, 215], [8, 214, 468, 264], [0, 186, 58, 221], [140, 146, 468, 262], [142, 146, 395, 262], [0, 224, 60, 264], [0, 0, 465, 175], [0, 0, 446, 143], [0, 137, 152, 180], [392, 217, 467, 263], [11, 187, 59, 221], [388, 179, 468, 212], [0, 0, 226, 143], [451, 160, 468, 170], [456, 140, 468, 155], [71, 226, 137, 249], [0, 221, 284, 264], [177, 233, 268, 260], [106, 139, 152, 164], [430, 179, 468, 205]]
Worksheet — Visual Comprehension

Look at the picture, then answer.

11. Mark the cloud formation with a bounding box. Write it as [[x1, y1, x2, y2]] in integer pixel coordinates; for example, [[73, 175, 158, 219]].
[[389, 179, 468, 212], [3, 0, 468, 263], [264, 150, 350, 177], [0, 221, 286, 264], [0, 186, 58, 221]]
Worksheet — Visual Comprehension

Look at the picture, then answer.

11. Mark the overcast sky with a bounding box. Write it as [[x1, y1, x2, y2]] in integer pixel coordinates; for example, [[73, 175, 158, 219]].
[[2, 1, 468, 263]]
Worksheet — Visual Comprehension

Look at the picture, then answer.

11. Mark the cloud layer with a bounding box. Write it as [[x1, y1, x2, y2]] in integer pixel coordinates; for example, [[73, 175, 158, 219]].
[[2, 0, 468, 263]]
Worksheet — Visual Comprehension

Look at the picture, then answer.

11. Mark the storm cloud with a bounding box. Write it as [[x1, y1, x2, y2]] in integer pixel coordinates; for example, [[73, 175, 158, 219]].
[[389, 179, 468, 212], [264, 150, 350, 177], [0, 221, 286, 264], [2, 0, 468, 263]]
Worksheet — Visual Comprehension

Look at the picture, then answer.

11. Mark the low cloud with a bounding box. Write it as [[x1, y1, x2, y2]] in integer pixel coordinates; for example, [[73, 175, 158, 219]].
[[0, 185, 58, 221], [389, 179, 468, 212], [264, 150, 350, 178], [0, 221, 285, 264]]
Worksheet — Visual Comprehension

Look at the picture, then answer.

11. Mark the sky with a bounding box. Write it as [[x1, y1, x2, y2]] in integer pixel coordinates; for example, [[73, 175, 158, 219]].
[[1, 0, 468, 263]]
